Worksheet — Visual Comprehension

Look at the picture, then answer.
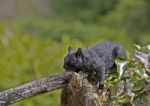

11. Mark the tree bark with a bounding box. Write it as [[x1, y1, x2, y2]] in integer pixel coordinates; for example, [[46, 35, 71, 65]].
[[61, 72, 111, 106], [0, 72, 73, 106]]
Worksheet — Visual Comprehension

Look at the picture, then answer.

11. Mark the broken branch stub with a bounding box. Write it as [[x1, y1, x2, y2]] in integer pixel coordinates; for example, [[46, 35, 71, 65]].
[[61, 72, 111, 106]]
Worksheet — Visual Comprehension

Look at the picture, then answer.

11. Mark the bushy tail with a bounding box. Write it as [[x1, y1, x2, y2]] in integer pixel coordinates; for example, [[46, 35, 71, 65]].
[[114, 45, 128, 59]]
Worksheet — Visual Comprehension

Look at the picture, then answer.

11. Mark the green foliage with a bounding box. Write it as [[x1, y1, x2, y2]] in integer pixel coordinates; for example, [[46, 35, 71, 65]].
[[100, 0, 150, 44], [50, 0, 150, 44], [51, 0, 118, 21], [0, 32, 85, 106], [106, 44, 150, 106], [115, 58, 128, 80], [2, 18, 133, 51]]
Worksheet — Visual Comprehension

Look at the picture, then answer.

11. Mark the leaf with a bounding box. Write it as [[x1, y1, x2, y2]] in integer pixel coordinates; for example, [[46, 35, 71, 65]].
[[118, 98, 130, 104], [118, 81, 126, 96], [115, 58, 128, 80], [134, 50, 149, 69], [147, 45, 150, 51], [140, 45, 150, 53], [134, 44, 141, 50], [126, 82, 135, 97], [134, 44, 150, 53], [135, 69, 149, 80], [140, 84, 150, 94]]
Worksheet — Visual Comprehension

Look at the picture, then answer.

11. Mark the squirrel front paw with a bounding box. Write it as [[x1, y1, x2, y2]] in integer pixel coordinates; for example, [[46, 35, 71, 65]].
[[98, 84, 104, 90]]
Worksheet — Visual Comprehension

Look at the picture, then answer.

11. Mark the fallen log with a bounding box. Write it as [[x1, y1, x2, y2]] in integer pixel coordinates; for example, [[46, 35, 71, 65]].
[[0, 72, 73, 106]]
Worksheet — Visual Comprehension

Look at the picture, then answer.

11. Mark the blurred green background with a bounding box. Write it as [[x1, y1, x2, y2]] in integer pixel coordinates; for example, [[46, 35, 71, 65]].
[[0, 0, 149, 106]]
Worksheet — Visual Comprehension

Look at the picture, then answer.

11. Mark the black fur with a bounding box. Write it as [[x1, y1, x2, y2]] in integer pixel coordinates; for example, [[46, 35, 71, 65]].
[[63, 42, 127, 89]]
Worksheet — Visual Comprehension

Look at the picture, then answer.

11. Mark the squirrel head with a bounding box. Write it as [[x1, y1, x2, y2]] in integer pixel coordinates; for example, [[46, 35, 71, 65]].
[[63, 46, 84, 72]]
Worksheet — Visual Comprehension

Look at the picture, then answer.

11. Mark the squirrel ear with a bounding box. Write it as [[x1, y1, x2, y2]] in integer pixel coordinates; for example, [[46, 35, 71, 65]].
[[76, 48, 83, 57], [68, 46, 73, 53]]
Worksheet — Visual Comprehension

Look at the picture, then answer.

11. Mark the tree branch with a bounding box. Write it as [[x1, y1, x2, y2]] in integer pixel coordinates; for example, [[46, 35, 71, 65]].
[[0, 72, 73, 106]]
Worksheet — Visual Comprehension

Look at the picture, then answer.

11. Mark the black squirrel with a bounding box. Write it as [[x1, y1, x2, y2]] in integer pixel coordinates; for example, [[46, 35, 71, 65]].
[[63, 42, 127, 89]]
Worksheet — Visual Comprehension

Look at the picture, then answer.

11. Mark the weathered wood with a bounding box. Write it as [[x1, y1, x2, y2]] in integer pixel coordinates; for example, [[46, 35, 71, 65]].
[[0, 72, 73, 106], [61, 72, 111, 106]]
